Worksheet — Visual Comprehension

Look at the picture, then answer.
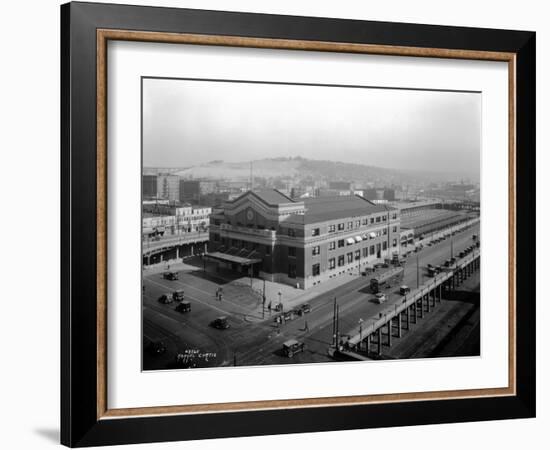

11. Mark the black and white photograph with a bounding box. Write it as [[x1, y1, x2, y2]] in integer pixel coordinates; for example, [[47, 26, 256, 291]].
[[141, 77, 482, 370]]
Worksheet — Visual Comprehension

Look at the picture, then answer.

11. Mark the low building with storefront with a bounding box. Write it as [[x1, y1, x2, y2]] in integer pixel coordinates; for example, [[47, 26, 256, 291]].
[[208, 190, 401, 289]]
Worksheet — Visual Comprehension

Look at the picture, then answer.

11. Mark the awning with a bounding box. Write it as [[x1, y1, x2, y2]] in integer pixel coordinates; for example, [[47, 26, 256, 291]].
[[205, 251, 262, 265], [354, 236, 362, 242], [346, 238, 355, 245], [369, 232, 377, 238]]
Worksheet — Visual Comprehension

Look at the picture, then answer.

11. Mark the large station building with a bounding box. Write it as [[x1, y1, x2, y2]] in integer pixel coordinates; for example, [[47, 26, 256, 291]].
[[208, 190, 400, 289]]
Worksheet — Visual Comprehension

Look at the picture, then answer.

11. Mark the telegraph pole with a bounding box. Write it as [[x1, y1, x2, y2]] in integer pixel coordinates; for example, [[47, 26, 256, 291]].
[[416, 252, 420, 288], [332, 297, 337, 346]]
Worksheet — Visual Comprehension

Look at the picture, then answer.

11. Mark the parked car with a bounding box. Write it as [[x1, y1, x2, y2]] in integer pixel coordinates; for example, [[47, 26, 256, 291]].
[[175, 301, 191, 313], [427, 267, 436, 277], [210, 316, 230, 329], [300, 303, 311, 314], [374, 293, 386, 304], [444, 259, 452, 267], [172, 289, 185, 301], [163, 271, 179, 280], [282, 339, 305, 358], [158, 294, 173, 304], [399, 285, 411, 295]]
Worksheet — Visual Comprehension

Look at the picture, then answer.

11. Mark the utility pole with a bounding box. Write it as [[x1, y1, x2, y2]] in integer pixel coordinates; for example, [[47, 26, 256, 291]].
[[416, 252, 420, 288], [332, 297, 337, 346], [262, 279, 266, 319]]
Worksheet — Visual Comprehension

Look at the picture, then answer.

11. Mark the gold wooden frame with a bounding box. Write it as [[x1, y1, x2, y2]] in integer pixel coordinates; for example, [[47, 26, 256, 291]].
[[96, 29, 516, 420]]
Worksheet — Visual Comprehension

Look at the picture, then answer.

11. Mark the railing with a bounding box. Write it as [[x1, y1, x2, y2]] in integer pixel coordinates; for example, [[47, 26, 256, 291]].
[[347, 249, 480, 345]]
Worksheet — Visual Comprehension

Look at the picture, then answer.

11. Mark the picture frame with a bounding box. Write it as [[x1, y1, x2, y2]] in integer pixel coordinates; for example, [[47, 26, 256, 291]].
[[60, 1, 536, 447]]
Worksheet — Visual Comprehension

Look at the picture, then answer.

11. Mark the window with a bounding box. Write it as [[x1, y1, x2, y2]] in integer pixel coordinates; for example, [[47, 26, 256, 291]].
[[382, 215, 387, 221], [266, 245, 271, 255], [288, 246, 296, 257], [362, 247, 368, 258], [392, 213, 397, 220], [338, 223, 345, 231], [287, 228, 296, 237], [212, 233, 220, 242], [355, 220, 361, 227], [383, 228, 387, 235], [393, 226, 397, 233], [338, 239, 345, 248], [370, 218, 374, 224], [312, 263, 320, 276], [312, 228, 320, 236], [370, 245, 375, 255], [347, 252, 353, 263], [329, 258, 336, 270], [362, 218, 368, 225], [393, 239, 398, 247], [338, 255, 345, 267], [376, 216, 381, 223], [312, 246, 320, 256], [383, 241, 388, 250], [288, 264, 297, 279], [328, 224, 336, 233], [232, 239, 240, 247], [329, 241, 336, 250], [355, 250, 360, 260], [347, 221, 353, 230]]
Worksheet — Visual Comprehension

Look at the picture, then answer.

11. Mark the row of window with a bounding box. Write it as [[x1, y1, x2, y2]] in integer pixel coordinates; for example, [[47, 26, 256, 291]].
[[312, 216, 398, 237], [312, 229, 398, 256]]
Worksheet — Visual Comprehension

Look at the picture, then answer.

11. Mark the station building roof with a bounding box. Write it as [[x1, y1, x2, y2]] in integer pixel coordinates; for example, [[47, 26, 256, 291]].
[[289, 195, 394, 225], [229, 189, 295, 206]]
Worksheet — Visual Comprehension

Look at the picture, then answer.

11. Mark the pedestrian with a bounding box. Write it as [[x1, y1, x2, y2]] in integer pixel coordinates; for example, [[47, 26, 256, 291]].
[[304, 320, 309, 332], [215, 288, 219, 300], [268, 301, 272, 311], [219, 293, 223, 302]]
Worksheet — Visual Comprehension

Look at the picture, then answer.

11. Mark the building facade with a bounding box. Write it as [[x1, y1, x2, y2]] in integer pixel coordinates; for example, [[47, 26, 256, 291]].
[[142, 174, 158, 199], [156, 174, 180, 202], [208, 190, 400, 289], [143, 204, 212, 236]]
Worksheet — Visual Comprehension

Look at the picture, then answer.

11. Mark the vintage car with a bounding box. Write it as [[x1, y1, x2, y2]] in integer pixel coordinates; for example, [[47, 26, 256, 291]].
[[157, 294, 173, 304], [282, 339, 305, 358], [175, 301, 191, 313], [399, 285, 411, 295], [210, 316, 230, 330], [163, 271, 179, 280], [172, 289, 185, 301]]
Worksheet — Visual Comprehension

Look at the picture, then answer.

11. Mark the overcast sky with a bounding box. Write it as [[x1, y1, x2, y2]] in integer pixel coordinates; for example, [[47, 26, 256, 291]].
[[143, 78, 480, 178]]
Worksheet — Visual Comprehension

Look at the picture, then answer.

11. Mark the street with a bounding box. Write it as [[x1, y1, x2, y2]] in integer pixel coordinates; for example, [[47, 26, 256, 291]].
[[142, 223, 480, 370]]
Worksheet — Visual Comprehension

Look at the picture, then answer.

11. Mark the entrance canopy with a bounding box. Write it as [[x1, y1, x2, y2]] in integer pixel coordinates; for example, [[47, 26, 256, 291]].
[[206, 251, 262, 266]]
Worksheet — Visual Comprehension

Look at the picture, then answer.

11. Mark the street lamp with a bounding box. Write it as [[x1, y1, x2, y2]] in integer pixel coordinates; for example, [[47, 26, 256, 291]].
[[359, 318, 364, 343]]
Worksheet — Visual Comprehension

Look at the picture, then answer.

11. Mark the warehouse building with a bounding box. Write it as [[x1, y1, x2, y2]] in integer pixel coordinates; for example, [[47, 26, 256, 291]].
[[208, 190, 400, 289]]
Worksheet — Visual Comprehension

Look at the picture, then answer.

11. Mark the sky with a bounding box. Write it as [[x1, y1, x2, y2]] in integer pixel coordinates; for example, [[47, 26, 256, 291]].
[[143, 77, 481, 178]]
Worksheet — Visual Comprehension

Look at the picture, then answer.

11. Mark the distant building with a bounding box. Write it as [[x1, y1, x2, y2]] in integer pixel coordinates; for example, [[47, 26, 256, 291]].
[[142, 174, 157, 199], [179, 179, 217, 203], [142, 204, 212, 236], [329, 181, 352, 190], [156, 174, 180, 202], [208, 190, 400, 289], [317, 188, 352, 197], [365, 188, 395, 202]]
